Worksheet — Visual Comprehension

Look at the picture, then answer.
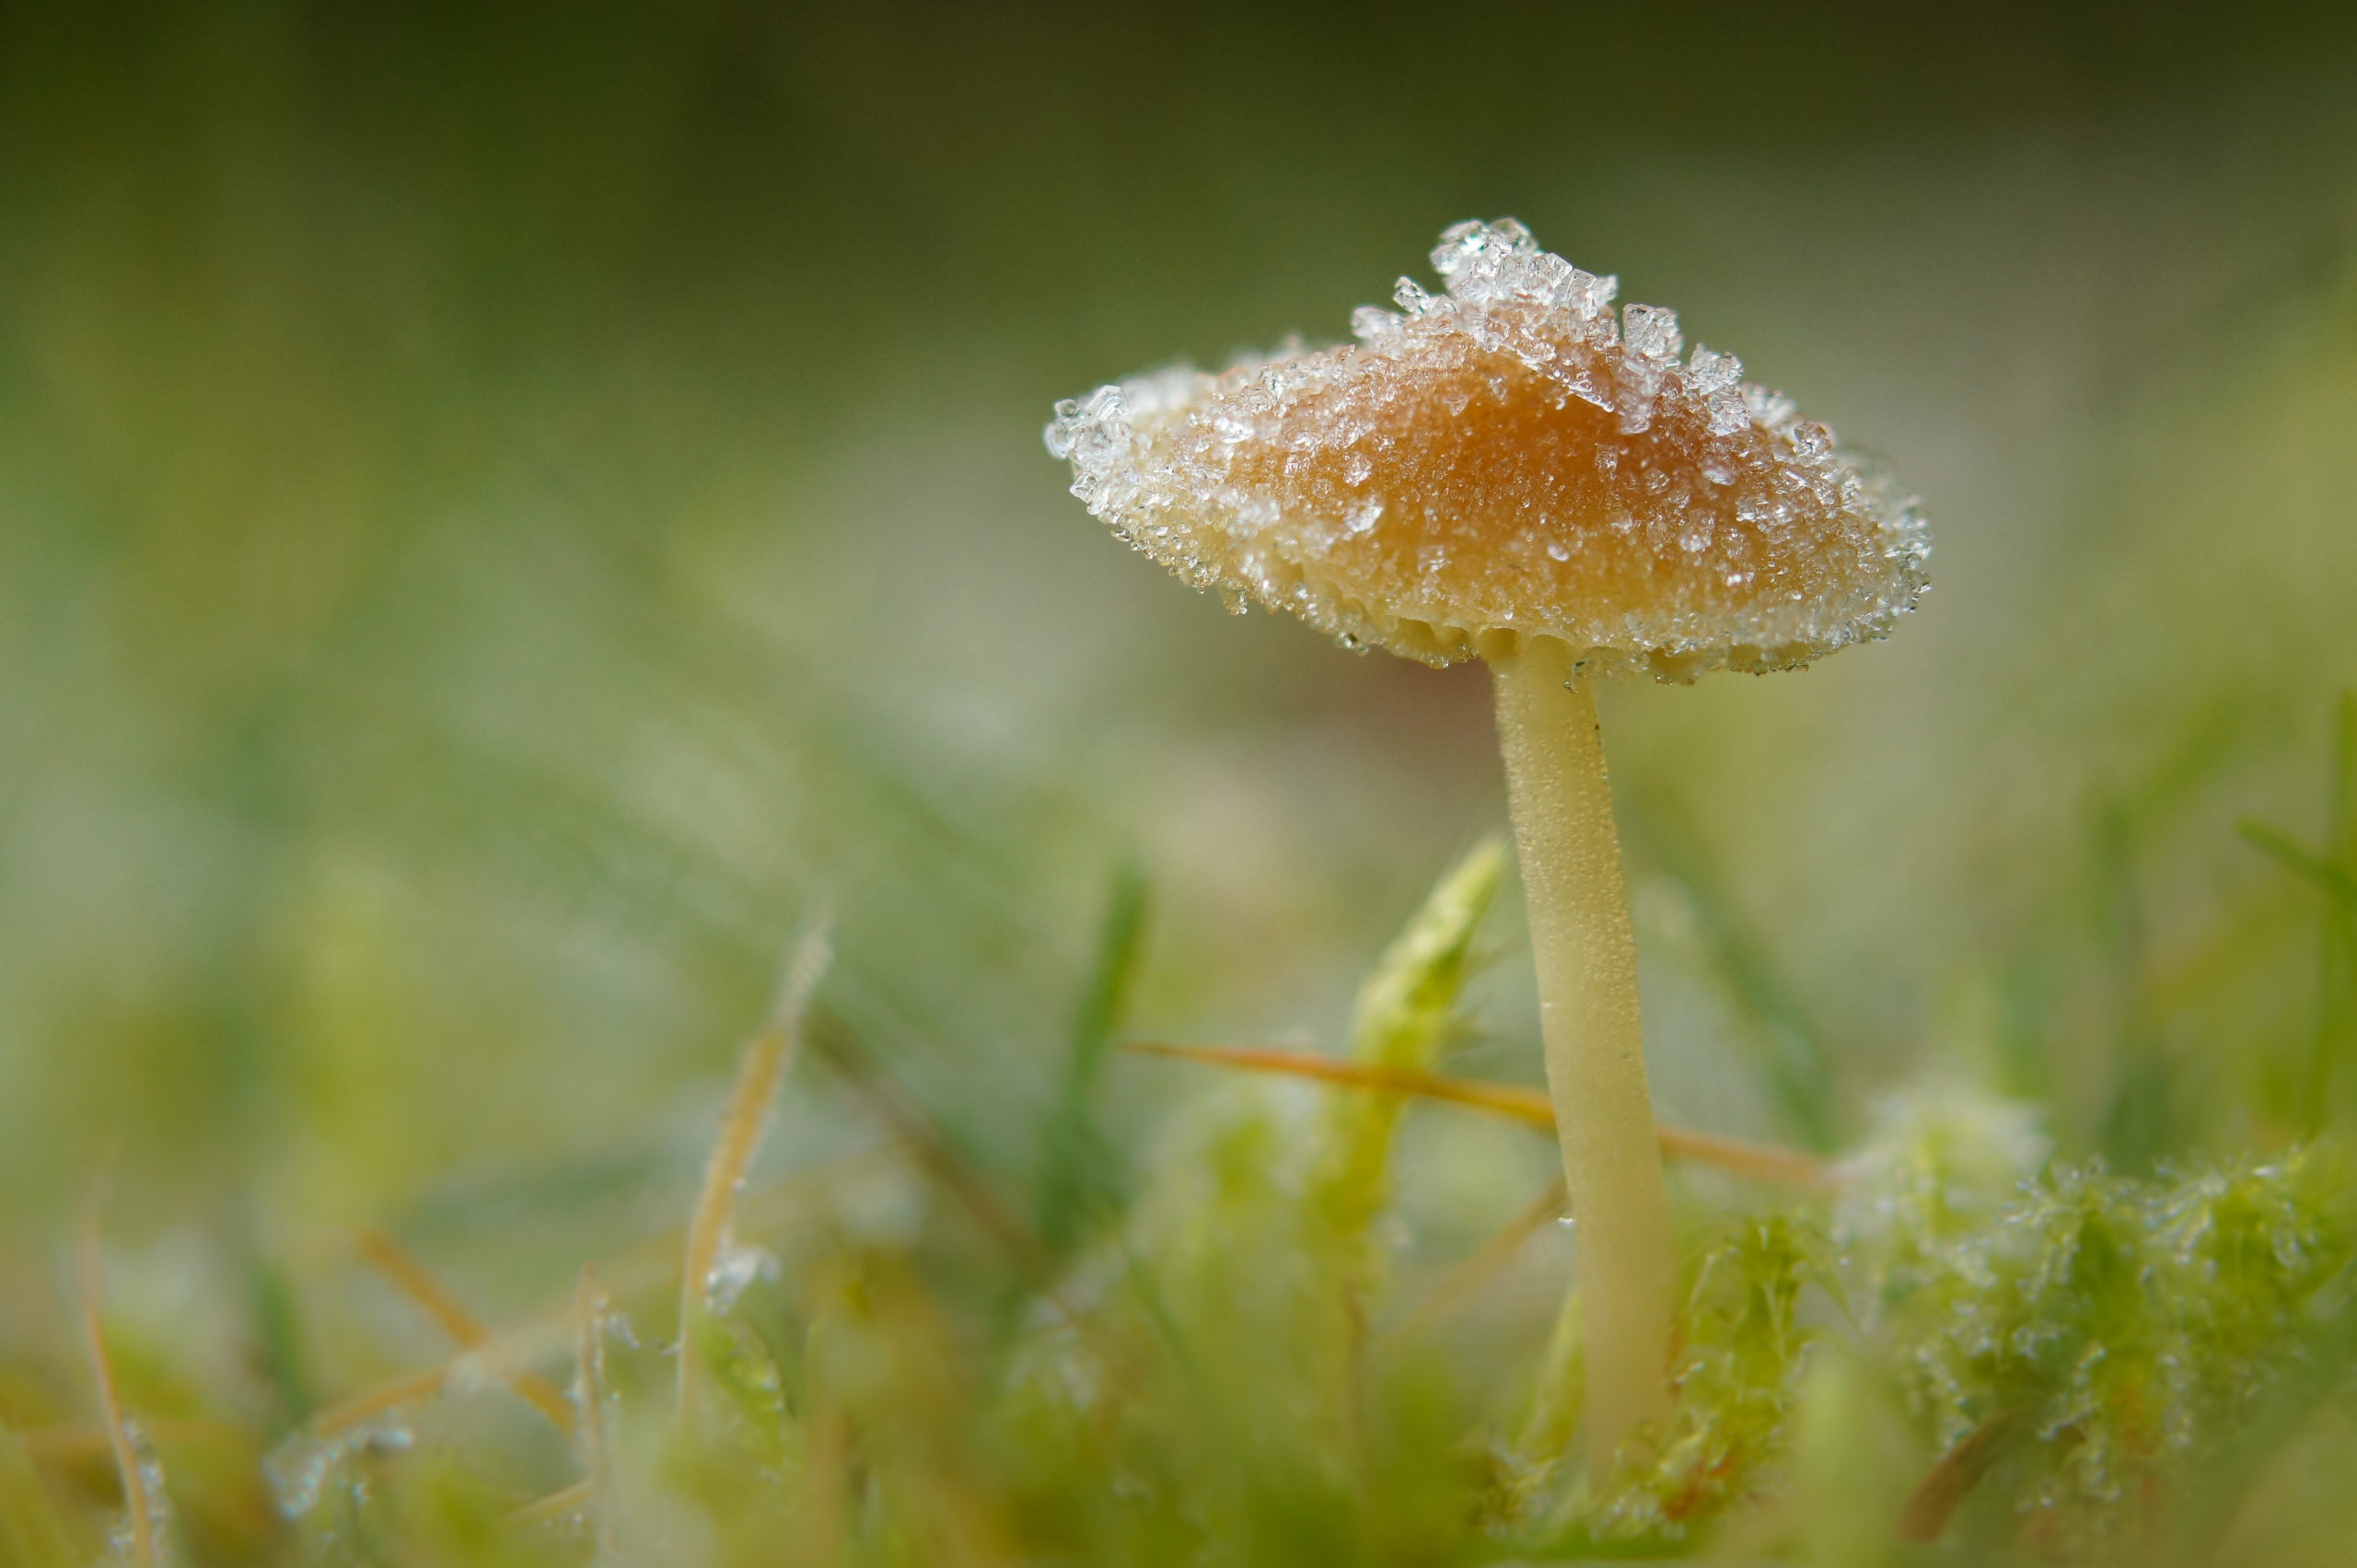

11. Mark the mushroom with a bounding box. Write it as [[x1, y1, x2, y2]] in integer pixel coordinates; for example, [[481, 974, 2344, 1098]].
[[1045, 218, 1928, 1472]]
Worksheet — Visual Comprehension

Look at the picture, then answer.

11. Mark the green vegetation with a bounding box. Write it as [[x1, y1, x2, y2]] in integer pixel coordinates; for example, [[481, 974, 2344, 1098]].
[[5, 6, 2357, 1563], [11, 738, 2357, 1563]]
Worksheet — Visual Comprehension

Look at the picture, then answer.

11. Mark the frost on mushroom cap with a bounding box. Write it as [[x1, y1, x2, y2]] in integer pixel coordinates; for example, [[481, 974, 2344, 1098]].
[[1045, 220, 1931, 679]]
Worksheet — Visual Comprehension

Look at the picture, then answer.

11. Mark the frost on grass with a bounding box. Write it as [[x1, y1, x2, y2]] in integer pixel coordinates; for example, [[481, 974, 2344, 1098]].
[[29, 829, 2357, 1564], [109, 1420, 176, 1568], [1046, 219, 1930, 678], [262, 1412, 415, 1520]]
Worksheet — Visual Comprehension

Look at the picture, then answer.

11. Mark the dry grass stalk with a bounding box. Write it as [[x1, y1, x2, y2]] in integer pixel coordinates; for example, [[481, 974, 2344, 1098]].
[[308, 1366, 450, 1438], [679, 922, 833, 1416], [1399, 1176, 1569, 1335], [79, 1176, 161, 1568], [1898, 1409, 2024, 1544], [1122, 1041, 1833, 1190], [571, 1266, 621, 1556], [508, 1478, 594, 1527], [805, 1006, 1049, 1277], [357, 1227, 574, 1429]]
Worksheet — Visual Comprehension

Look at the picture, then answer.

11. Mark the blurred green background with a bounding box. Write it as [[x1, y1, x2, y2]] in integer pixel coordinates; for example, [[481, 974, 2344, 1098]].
[[3, 0, 2355, 1301]]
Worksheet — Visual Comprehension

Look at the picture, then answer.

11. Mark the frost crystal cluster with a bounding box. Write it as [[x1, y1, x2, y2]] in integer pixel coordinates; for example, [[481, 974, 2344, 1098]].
[[1046, 220, 1931, 678]]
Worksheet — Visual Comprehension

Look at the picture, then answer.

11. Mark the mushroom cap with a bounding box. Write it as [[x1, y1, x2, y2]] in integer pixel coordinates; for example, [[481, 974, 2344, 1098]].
[[1046, 220, 1930, 679]]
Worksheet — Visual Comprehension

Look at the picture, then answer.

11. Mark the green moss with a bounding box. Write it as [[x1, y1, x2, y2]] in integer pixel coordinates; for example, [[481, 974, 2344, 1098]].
[[26, 728, 2357, 1565]]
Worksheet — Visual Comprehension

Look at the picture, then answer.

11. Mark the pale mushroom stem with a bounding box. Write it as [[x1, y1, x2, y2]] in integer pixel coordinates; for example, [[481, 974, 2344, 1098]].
[[1490, 633, 1678, 1476]]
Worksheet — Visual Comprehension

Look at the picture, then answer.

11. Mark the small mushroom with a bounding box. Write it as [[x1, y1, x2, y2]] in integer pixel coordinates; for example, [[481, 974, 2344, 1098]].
[[1046, 219, 1928, 1471]]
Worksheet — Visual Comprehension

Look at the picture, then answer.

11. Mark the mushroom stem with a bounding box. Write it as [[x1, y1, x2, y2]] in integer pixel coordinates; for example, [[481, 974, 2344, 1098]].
[[1490, 633, 1677, 1476]]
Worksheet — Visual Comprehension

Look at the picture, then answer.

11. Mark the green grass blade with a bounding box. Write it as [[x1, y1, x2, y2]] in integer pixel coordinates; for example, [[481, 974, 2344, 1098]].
[[2239, 819, 2357, 909], [1037, 861, 1151, 1258]]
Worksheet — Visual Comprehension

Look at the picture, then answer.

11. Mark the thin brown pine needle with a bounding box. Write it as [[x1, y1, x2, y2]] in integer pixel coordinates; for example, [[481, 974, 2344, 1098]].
[[1122, 1041, 1833, 1191], [357, 1227, 574, 1430], [680, 922, 832, 1416], [79, 1168, 160, 1568]]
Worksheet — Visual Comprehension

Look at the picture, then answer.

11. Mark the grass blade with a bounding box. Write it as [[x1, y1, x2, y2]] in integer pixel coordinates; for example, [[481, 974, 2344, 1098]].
[[357, 1227, 573, 1429], [679, 920, 832, 1418], [570, 1267, 621, 1557], [79, 1173, 164, 1568], [2238, 819, 2357, 909], [1036, 861, 1150, 1257]]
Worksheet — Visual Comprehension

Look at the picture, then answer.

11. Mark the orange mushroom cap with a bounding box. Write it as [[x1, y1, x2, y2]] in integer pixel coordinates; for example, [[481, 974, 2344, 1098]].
[[1047, 219, 1930, 679]]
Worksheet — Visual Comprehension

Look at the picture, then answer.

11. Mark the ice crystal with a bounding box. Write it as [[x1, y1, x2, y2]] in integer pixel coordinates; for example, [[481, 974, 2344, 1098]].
[[1531, 1097, 2357, 1553], [703, 1242, 782, 1314], [262, 1411, 416, 1518], [1045, 219, 1931, 679], [103, 1419, 178, 1567], [1829, 1108, 2357, 1552]]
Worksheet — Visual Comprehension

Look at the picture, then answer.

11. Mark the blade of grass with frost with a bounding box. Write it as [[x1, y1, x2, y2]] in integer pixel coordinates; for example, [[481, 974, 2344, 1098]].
[[80, 1183, 166, 1568], [1306, 840, 1505, 1248], [1627, 793, 1838, 1152], [1036, 861, 1149, 1259], [571, 1268, 621, 1559], [679, 922, 831, 1421]]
